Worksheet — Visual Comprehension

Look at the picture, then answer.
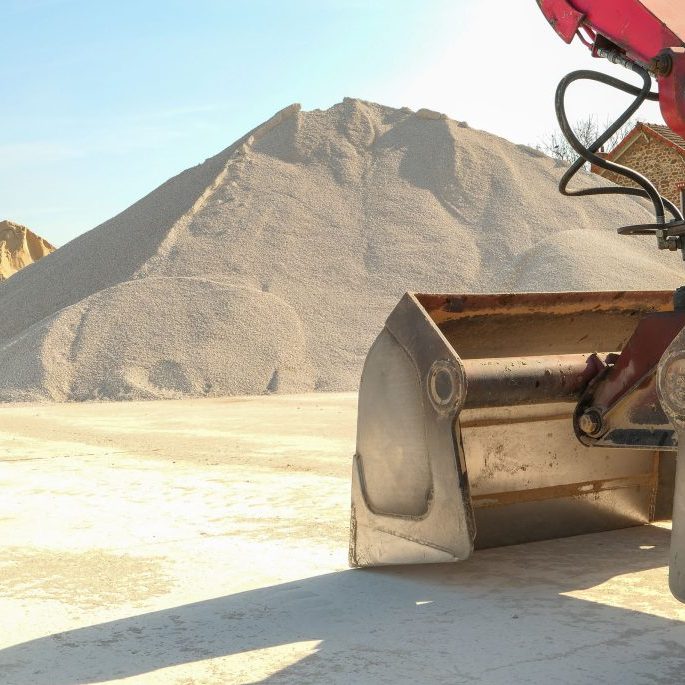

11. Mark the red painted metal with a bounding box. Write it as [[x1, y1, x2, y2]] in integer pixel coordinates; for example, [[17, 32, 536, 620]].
[[569, 0, 683, 61], [537, 0, 685, 137], [585, 312, 685, 412], [658, 47, 685, 139], [538, 0, 585, 43]]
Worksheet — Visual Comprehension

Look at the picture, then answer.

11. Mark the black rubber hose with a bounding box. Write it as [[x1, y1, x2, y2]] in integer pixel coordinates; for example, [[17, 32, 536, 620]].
[[557, 68, 668, 220], [555, 67, 683, 224], [557, 69, 653, 190]]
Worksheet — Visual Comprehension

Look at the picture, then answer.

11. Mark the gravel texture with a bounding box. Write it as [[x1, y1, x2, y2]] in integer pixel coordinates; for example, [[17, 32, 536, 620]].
[[0, 98, 682, 401]]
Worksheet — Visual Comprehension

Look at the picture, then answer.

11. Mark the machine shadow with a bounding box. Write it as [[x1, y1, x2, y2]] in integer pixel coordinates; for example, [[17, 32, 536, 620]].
[[1, 526, 684, 685]]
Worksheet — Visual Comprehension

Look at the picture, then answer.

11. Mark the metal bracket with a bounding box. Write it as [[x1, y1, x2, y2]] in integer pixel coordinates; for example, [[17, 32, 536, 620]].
[[575, 311, 685, 449]]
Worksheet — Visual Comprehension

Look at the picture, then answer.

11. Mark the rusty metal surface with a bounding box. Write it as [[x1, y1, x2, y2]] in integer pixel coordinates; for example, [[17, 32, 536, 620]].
[[350, 290, 675, 567], [471, 473, 655, 509], [574, 311, 685, 449], [462, 353, 608, 408], [417, 291, 674, 322], [472, 486, 655, 549], [350, 293, 474, 567], [460, 404, 659, 549], [417, 291, 673, 360], [580, 312, 685, 411]]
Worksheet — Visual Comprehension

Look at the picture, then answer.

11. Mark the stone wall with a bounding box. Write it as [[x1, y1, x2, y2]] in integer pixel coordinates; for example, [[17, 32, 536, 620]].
[[595, 131, 685, 207]]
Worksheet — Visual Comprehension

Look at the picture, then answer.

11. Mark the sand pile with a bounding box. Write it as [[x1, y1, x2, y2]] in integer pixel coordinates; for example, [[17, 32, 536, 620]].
[[0, 220, 54, 280], [0, 98, 683, 401]]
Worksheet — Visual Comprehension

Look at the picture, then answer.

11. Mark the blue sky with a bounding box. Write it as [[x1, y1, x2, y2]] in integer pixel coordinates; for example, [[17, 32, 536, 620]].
[[2, 0, 665, 245]]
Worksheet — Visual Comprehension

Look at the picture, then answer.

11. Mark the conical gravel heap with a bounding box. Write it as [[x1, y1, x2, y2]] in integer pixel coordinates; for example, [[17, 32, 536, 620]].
[[0, 99, 682, 401], [0, 220, 54, 280]]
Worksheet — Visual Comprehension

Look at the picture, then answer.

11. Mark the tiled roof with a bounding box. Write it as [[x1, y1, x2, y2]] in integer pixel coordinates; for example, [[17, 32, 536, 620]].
[[591, 121, 685, 179], [642, 123, 685, 152], [596, 122, 685, 168]]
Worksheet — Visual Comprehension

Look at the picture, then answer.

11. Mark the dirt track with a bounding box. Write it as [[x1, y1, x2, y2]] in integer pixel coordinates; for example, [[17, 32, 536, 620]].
[[1, 393, 684, 684]]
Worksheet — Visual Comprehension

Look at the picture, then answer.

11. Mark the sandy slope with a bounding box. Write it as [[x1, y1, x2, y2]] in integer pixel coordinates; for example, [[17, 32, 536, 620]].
[[0, 100, 683, 401], [0, 220, 54, 280], [0, 394, 683, 684]]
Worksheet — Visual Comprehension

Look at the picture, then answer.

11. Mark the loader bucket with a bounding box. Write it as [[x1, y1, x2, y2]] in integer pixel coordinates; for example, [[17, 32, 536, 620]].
[[350, 291, 678, 567]]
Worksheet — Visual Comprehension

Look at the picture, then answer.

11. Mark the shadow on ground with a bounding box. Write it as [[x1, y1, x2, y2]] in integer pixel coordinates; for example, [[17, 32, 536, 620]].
[[2, 526, 684, 684]]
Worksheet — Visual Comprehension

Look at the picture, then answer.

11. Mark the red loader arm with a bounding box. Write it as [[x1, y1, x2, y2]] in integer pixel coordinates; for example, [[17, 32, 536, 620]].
[[538, 0, 685, 138]]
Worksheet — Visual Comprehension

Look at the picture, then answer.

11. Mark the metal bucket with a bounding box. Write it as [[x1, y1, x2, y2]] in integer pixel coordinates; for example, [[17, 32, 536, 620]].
[[350, 291, 677, 567]]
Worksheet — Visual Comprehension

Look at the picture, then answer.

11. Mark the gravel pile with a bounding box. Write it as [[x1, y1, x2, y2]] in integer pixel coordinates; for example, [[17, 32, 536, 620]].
[[0, 220, 54, 281], [0, 98, 681, 400]]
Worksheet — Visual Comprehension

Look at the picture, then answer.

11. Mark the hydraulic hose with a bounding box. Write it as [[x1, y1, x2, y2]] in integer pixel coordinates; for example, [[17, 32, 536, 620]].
[[555, 65, 683, 225]]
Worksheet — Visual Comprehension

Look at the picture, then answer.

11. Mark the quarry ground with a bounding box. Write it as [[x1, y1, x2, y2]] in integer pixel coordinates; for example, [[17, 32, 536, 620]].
[[1, 393, 684, 684]]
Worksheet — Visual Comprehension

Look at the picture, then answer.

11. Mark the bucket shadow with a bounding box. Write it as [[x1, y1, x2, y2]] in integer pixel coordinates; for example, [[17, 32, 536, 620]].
[[2, 526, 684, 684]]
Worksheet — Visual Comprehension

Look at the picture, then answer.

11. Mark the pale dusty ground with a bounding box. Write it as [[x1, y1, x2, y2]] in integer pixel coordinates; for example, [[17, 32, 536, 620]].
[[1, 393, 684, 684]]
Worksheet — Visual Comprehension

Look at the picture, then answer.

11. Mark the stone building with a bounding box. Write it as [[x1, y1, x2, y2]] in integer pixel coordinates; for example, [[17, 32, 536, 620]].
[[591, 122, 685, 210]]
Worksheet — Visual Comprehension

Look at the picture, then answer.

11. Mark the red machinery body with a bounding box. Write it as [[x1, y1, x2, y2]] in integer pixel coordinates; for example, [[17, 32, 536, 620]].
[[539, 0, 685, 137]]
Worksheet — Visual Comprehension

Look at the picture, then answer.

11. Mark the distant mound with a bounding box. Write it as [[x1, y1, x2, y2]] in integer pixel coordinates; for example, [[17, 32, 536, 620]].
[[0, 99, 682, 401], [0, 220, 54, 280]]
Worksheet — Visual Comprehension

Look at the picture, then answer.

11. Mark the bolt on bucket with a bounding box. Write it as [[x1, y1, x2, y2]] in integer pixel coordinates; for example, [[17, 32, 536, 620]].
[[350, 291, 679, 567]]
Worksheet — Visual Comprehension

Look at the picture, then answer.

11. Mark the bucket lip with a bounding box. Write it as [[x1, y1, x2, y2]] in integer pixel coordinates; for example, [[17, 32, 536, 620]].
[[412, 290, 676, 322]]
